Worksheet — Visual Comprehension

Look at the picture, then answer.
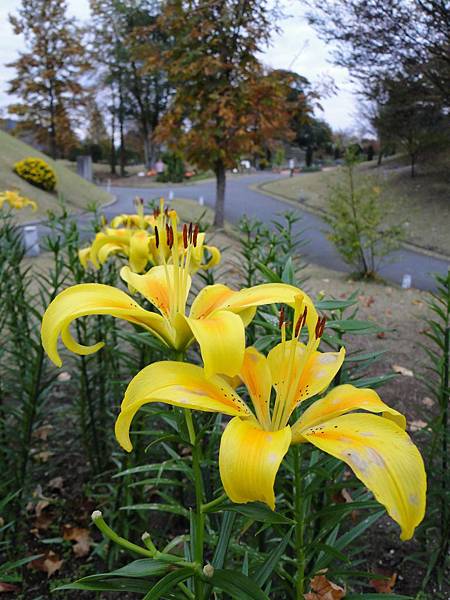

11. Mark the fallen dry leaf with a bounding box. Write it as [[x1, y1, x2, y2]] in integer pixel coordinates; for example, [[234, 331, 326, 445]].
[[409, 419, 427, 432], [0, 582, 19, 593], [48, 476, 64, 492], [35, 500, 50, 517], [392, 364, 414, 377], [63, 525, 93, 558], [358, 295, 375, 308], [332, 488, 352, 504], [28, 551, 63, 578], [370, 571, 397, 593], [304, 570, 346, 600], [33, 450, 54, 463], [32, 425, 53, 441], [33, 512, 54, 532], [57, 371, 71, 382], [422, 397, 434, 408]]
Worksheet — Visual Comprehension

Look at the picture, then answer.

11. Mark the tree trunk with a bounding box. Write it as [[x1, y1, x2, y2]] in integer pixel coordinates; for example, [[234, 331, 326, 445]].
[[143, 134, 152, 169], [118, 79, 126, 177], [49, 84, 57, 160], [110, 104, 117, 175], [213, 159, 226, 228]]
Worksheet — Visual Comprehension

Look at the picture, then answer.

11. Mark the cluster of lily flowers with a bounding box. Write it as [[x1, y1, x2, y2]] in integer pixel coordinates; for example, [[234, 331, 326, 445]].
[[0, 190, 37, 211], [41, 199, 426, 541]]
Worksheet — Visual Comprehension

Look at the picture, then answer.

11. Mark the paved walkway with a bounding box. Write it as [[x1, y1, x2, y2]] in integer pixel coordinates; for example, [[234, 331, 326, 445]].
[[37, 172, 449, 292]]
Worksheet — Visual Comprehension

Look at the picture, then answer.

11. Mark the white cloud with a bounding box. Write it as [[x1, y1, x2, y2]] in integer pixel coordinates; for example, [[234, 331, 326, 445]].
[[0, 0, 357, 130]]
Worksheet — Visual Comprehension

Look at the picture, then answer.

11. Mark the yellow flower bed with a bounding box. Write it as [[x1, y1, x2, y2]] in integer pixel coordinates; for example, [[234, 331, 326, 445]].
[[13, 157, 57, 192]]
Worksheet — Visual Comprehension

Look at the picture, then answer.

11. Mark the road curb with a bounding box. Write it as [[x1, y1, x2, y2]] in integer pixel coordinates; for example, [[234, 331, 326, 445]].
[[254, 181, 450, 263]]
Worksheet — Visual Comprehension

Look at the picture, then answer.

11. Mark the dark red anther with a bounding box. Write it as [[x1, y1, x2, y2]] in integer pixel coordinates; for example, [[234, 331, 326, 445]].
[[168, 226, 174, 249], [139, 197, 144, 205], [295, 307, 308, 337], [193, 224, 199, 247], [182, 223, 188, 249], [164, 207, 169, 216], [165, 223, 170, 245], [153, 208, 160, 218], [278, 306, 285, 329], [188, 222, 193, 242], [315, 316, 327, 339], [154, 226, 160, 248]]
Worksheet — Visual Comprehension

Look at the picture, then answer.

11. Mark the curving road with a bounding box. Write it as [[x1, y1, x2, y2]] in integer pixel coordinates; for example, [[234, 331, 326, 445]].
[[36, 172, 449, 292]]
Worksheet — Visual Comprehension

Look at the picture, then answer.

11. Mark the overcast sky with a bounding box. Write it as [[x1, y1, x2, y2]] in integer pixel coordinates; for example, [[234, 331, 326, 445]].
[[0, 0, 358, 132]]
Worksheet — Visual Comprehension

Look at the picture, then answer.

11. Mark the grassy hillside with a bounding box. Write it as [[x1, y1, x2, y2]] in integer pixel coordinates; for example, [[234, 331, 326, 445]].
[[261, 154, 450, 257], [0, 130, 113, 223]]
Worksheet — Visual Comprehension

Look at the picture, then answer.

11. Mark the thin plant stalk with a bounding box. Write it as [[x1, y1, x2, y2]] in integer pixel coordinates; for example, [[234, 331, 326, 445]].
[[184, 408, 205, 598], [293, 445, 306, 598]]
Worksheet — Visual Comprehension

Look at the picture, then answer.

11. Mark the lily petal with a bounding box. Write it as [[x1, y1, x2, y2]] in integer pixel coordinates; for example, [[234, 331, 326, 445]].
[[219, 417, 291, 510], [129, 231, 151, 273], [189, 284, 235, 319], [240, 347, 272, 428], [301, 413, 426, 540], [116, 362, 251, 451], [41, 283, 171, 367], [120, 265, 187, 318], [291, 384, 406, 443], [190, 283, 316, 325], [268, 340, 345, 406], [186, 310, 246, 377], [201, 245, 221, 270], [78, 247, 92, 269]]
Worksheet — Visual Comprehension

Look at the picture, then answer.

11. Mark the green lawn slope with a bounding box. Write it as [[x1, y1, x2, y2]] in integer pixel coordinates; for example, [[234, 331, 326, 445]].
[[0, 130, 113, 223]]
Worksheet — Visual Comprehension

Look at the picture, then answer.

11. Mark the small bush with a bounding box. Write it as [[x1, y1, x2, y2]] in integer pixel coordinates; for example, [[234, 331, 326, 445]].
[[14, 157, 57, 192], [324, 149, 403, 277]]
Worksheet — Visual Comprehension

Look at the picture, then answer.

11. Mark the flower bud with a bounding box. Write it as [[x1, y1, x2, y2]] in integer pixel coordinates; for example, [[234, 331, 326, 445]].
[[202, 563, 214, 578]]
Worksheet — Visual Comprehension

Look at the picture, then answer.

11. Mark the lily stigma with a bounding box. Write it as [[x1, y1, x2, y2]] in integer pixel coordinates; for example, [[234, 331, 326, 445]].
[[42, 218, 315, 377], [79, 198, 220, 274], [115, 297, 426, 540]]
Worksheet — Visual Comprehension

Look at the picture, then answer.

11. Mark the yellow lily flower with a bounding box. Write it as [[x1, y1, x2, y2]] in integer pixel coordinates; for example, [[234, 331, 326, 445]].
[[0, 190, 37, 211], [79, 198, 220, 274], [41, 221, 315, 377], [115, 307, 426, 541]]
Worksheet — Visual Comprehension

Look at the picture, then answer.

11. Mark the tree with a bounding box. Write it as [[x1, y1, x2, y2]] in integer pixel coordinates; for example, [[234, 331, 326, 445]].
[[372, 75, 449, 177], [89, 0, 172, 171], [154, 0, 297, 227], [306, 0, 450, 106], [294, 118, 333, 166], [7, 0, 88, 159]]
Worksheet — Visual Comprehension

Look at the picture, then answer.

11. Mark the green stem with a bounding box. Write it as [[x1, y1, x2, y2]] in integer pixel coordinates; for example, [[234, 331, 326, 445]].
[[293, 445, 305, 598], [201, 493, 227, 513], [92, 511, 153, 557], [184, 409, 205, 599]]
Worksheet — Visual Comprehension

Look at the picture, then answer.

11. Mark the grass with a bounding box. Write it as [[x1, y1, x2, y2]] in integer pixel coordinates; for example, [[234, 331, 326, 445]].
[[261, 155, 450, 257], [0, 131, 113, 224]]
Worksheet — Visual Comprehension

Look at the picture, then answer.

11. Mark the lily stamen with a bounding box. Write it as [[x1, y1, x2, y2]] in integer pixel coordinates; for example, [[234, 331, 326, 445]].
[[315, 316, 327, 339]]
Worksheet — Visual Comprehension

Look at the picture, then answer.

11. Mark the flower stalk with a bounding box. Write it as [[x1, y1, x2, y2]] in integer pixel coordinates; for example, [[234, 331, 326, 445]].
[[293, 445, 306, 598]]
